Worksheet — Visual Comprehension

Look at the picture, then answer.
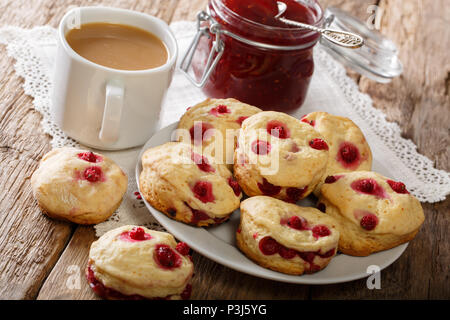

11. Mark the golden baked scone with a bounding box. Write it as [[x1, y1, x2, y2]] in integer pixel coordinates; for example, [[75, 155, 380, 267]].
[[31, 147, 127, 224], [87, 225, 194, 300], [176, 98, 261, 167], [300, 112, 372, 195], [237, 196, 339, 275], [234, 111, 329, 202], [318, 171, 425, 256], [139, 142, 242, 227]]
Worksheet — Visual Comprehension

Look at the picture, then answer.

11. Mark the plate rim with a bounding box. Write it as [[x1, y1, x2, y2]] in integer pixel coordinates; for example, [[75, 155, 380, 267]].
[[135, 121, 408, 285]]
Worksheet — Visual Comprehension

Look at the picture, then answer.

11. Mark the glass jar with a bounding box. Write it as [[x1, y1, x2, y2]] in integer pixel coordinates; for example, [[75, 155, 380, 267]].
[[182, 0, 324, 112]]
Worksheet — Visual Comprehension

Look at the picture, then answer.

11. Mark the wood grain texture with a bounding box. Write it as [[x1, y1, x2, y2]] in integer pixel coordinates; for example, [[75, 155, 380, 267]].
[[36, 226, 97, 300], [359, 0, 450, 171], [0, 43, 74, 299], [0, 0, 448, 300]]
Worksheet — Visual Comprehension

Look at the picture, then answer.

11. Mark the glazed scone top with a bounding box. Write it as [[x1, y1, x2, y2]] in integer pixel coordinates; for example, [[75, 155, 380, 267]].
[[89, 225, 193, 298], [237, 111, 329, 187], [177, 98, 261, 164], [30, 147, 127, 216], [302, 112, 372, 175], [141, 142, 241, 217], [241, 196, 339, 253], [320, 171, 424, 235]]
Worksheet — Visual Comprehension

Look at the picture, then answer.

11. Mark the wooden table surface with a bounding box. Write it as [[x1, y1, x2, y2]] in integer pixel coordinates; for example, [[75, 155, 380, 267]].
[[0, 0, 448, 300]]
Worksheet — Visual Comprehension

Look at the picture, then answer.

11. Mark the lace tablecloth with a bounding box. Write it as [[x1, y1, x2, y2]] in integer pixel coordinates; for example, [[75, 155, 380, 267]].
[[0, 21, 448, 237]]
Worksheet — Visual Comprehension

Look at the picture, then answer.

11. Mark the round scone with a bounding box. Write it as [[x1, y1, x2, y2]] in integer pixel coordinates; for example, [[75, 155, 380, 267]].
[[300, 112, 372, 195], [318, 171, 425, 256], [176, 98, 261, 167], [30, 147, 127, 224], [234, 111, 329, 202], [87, 225, 194, 300], [237, 196, 339, 275], [139, 142, 242, 227]]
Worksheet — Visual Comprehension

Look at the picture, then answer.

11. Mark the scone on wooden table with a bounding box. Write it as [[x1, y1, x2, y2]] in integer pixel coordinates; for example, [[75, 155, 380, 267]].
[[318, 171, 424, 256], [234, 111, 329, 203], [87, 225, 193, 300], [176, 98, 261, 167], [300, 112, 372, 195], [30, 147, 127, 224], [237, 196, 339, 275], [139, 142, 242, 227]]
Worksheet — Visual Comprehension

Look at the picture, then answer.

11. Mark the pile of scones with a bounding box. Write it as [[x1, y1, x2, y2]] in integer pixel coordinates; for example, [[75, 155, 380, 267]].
[[30, 98, 425, 299]]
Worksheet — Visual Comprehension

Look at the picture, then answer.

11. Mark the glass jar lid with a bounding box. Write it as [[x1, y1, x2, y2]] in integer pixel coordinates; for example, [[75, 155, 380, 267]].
[[321, 6, 403, 83]]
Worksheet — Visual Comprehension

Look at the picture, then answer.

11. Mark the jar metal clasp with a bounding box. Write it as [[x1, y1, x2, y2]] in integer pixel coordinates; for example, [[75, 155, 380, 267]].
[[180, 10, 321, 88], [179, 11, 224, 88]]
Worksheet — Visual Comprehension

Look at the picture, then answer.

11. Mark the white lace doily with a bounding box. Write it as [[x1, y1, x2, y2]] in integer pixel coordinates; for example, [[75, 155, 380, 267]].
[[1, 21, 448, 237]]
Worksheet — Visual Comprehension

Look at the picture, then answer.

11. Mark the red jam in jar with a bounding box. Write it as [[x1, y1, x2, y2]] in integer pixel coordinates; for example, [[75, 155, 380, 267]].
[[192, 0, 323, 111]]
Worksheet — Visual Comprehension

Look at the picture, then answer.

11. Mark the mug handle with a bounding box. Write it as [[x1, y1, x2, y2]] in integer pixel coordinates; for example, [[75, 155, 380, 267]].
[[99, 80, 124, 143]]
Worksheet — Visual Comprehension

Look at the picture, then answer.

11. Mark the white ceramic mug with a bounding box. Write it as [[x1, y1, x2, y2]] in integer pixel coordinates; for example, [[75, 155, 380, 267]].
[[52, 6, 178, 150]]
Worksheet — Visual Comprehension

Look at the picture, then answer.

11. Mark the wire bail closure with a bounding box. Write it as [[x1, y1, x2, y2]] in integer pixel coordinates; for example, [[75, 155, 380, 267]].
[[180, 10, 322, 88], [179, 11, 224, 88]]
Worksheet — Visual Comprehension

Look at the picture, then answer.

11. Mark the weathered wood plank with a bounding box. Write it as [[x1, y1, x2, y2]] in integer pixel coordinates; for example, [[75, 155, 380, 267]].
[[36, 226, 98, 300], [358, 0, 450, 171], [0, 42, 74, 299]]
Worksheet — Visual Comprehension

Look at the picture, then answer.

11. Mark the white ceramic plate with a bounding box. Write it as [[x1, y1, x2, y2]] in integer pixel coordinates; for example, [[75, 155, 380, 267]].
[[136, 122, 408, 284]]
